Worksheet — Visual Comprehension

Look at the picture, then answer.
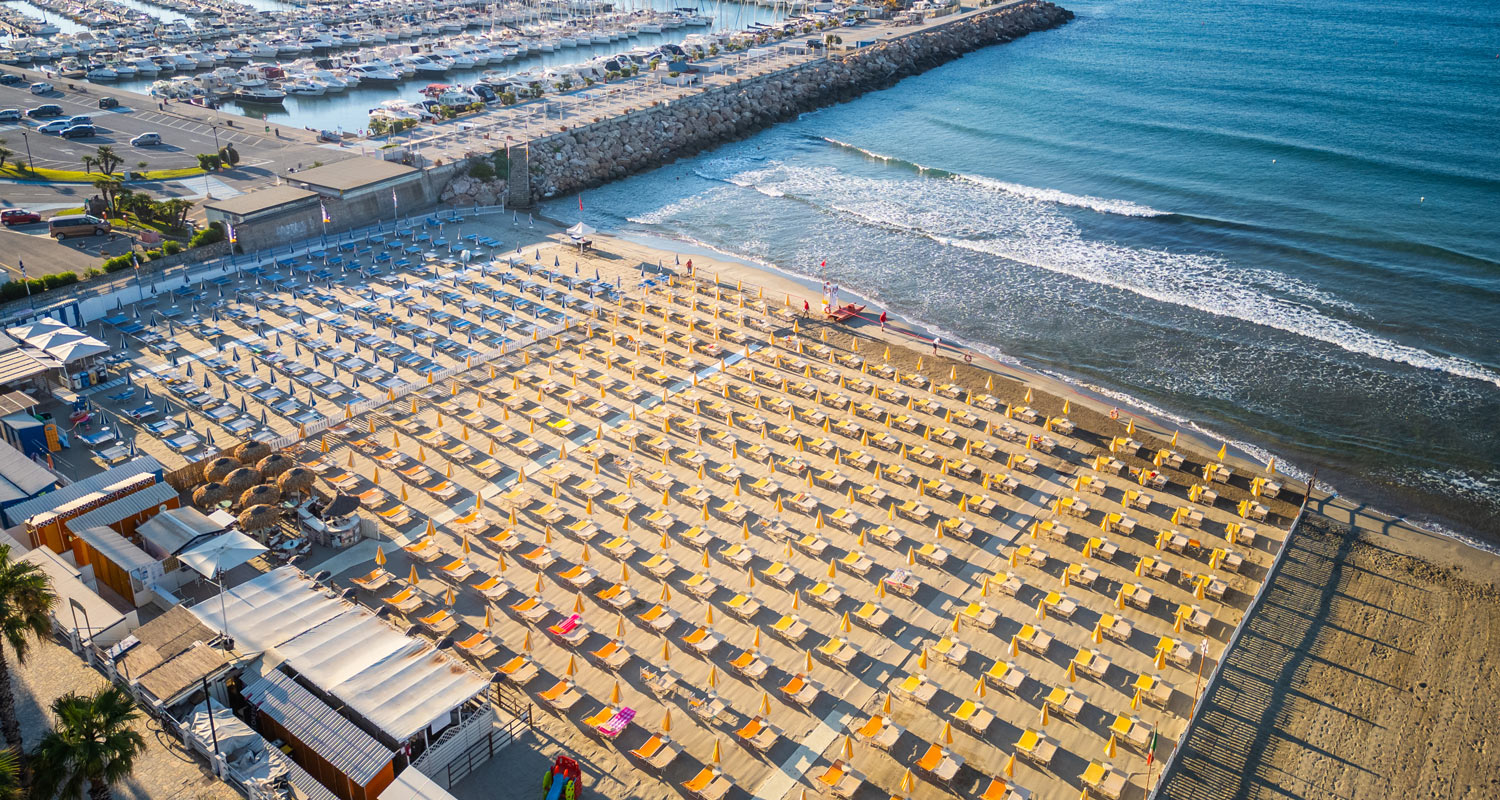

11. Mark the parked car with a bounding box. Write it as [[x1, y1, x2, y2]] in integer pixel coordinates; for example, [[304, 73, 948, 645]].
[[0, 74, 22, 86], [48, 214, 111, 240], [129, 132, 161, 146], [37, 119, 71, 134], [66, 114, 92, 126], [26, 104, 62, 118], [29, 82, 53, 95], [0, 209, 41, 226], [98, 96, 119, 109], [0, 109, 19, 122], [60, 124, 95, 139]]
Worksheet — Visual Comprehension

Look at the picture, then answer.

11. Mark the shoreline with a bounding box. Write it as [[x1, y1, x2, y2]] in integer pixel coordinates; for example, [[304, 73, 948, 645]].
[[534, 208, 1500, 572]]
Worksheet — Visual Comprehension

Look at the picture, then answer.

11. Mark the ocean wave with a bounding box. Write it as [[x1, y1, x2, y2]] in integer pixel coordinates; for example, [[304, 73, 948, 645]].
[[722, 160, 1500, 388], [821, 137, 1169, 218]]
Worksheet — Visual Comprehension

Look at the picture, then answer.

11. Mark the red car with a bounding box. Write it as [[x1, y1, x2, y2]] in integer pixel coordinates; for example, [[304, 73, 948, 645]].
[[1, 209, 41, 226]]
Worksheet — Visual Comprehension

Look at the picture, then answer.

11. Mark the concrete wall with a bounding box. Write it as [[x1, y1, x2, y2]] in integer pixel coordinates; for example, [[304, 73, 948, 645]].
[[458, 1, 1071, 207], [232, 166, 453, 252]]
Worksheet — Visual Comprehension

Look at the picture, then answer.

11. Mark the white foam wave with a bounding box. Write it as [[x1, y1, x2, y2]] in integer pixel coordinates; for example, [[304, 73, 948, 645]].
[[955, 172, 1168, 218], [821, 136, 1168, 218], [724, 161, 1500, 389]]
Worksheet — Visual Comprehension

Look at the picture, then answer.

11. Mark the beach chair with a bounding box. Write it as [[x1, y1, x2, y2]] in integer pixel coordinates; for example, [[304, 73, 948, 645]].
[[682, 626, 723, 656], [378, 504, 413, 526], [596, 582, 637, 611], [418, 609, 458, 635], [838, 550, 873, 577], [852, 714, 903, 750], [496, 655, 538, 685], [402, 538, 441, 562], [472, 575, 509, 601], [852, 602, 890, 631], [455, 631, 498, 660], [602, 537, 638, 561], [806, 581, 843, 608], [779, 673, 819, 707], [729, 648, 768, 680], [643, 553, 676, 579], [537, 679, 582, 712], [637, 603, 677, 633], [984, 660, 1028, 693], [509, 596, 552, 624], [559, 563, 598, 589], [439, 558, 474, 582], [629, 733, 681, 771], [894, 673, 937, 705], [952, 699, 995, 735], [1083, 761, 1127, 800], [735, 715, 778, 752], [351, 568, 391, 591], [916, 743, 963, 785], [590, 639, 633, 672], [933, 635, 969, 666], [770, 614, 809, 643], [382, 587, 423, 614], [816, 637, 858, 669], [814, 760, 863, 798], [762, 561, 796, 588], [521, 546, 557, 570]]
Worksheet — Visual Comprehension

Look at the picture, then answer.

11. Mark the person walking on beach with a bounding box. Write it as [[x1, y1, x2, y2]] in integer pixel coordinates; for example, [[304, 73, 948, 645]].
[[803, 300, 810, 317], [879, 310, 887, 330], [933, 336, 940, 355]]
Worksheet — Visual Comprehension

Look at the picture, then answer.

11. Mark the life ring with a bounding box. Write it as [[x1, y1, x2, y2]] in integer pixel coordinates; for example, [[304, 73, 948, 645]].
[[964, 353, 973, 364]]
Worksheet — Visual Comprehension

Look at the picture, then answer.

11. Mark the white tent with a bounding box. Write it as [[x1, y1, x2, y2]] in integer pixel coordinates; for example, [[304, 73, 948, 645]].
[[566, 222, 595, 238], [178, 530, 269, 578], [192, 568, 488, 742]]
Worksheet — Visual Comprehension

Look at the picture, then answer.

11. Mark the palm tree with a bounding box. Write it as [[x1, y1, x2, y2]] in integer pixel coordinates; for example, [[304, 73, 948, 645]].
[[29, 687, 144, 800], [0, 544, 54, 751], [0, 748, 18, 800]]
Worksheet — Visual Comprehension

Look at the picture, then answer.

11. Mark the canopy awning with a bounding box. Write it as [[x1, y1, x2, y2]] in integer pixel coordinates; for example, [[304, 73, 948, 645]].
[[178, 530, 268, 578]]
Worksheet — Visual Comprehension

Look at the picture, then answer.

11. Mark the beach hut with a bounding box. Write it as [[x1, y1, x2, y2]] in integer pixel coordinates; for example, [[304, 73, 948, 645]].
[[203, 456, 241, 483], [257, 452, 293, 480], [236, 440, 272, 466]]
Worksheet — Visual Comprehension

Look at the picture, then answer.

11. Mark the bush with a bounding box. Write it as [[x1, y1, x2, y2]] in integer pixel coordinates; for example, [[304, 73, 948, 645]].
[[189, 221, 225, 248], [102, 253, 134, 273], [195, 153, 222, 171], [491, 149, 508, 177], [468, 159, 496, 181], [219, 145, 240, 167], [0, 272, 79, 300], [163, 240, 183, 255]]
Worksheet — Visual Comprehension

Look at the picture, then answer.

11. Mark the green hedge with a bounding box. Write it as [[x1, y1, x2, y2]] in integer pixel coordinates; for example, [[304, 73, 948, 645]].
[[0, 272, 80, 301]]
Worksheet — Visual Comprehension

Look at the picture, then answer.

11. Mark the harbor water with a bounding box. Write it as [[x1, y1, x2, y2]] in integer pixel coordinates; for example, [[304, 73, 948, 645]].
[[544, 0, 1500, 539]]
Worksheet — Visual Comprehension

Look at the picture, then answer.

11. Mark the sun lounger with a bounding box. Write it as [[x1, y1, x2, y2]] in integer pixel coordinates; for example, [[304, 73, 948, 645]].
[[816, 637, 858, 668], [439, 558, 474, 582], [806, 581, 843, 608], [637, 604, 677, 633], [1083, 761, 1127, 800], [779, 673, 819, 707], [894, 673, 937, 705], [559, 563, 598, 589], [497, 655, 539, 684], [382, 587, 423, 614], [351, 568, 391, 591], [537, 679, 582, 712], [725, 593, 762, 620], [682, 626, 723, 656], [509, 596, 552, 624], [521, 546, 557, 570], [643, 553, 676, 579], [852, 602, 890, 631], [952, 699, 995, 734], [455, 631, 498, 659], [418, 609, 458, 635], [814, 760, 863, 798], [595, 706, 635, 739], [629, 733, 680, 770], [472, 575, 510, 601], [852, 714, 902, 750], [916, 743, 963, 784], [729, 648, 768, 679], [596, 582, 637, 611], [735, 715, 778, 752], [590, 639, 633, 671], [984, 660, 1027, 693], [770, 614, 809, 643]]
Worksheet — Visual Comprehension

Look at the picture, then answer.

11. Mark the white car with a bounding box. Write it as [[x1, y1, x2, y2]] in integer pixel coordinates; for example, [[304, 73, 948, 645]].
[[37, 120, 71, 134], [129, 132, 161, 146], [29, 82, 53, 95], [0, 109, 19, 122]]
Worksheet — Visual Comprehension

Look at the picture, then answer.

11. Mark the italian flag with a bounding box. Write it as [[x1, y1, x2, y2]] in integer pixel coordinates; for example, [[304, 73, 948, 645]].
[[1146, 730, 1159, 765]]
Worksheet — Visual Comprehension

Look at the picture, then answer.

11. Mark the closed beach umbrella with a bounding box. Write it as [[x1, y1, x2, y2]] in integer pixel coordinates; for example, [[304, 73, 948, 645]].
[[224, 467, 262, 495], [239, 483, 280, 510], [203, 456, 240, 483]]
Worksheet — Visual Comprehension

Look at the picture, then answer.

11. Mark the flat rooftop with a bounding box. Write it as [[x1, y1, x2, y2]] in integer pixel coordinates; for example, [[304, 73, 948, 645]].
[[287, 158, 417, 194], [206, 185, 319, 218]]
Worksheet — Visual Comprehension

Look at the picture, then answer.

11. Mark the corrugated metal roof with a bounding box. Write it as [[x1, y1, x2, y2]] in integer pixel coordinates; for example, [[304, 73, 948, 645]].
[[138, 507, 225, 559], [73, 525, 158, 572], [242, 669, 394, 786], [0, 347, 55, 385], [7, 456, 163, 526], [0, 438, 57, 504], [65, 482, 179, 534]]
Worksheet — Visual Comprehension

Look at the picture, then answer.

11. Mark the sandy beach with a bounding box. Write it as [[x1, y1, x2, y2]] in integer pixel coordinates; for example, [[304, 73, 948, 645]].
[[74, 206, 1500, 800]]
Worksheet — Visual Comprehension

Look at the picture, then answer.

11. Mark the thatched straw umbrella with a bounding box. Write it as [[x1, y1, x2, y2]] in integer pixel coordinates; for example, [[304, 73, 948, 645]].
[[203, 457, 240, 483], [236, 440, 272, 465], [193, 482, 229, 509], [239, 484, 280, 510], [224, 467, 262, 495], [238, 504, 280, 539], [257, 452, 293, 480], [277, 467, 315, 502]]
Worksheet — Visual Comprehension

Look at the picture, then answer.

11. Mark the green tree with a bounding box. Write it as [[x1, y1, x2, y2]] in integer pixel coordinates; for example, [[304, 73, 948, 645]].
[[0, 147, 12, 171], [93, 146, 121, 177], [80, 155, 96, 175], [0, 748, 18, 800], [157, 198, 194, 228], [91, 178, 122, 213], [29, 686, 145, 800], [0, 544, 55, 753]]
